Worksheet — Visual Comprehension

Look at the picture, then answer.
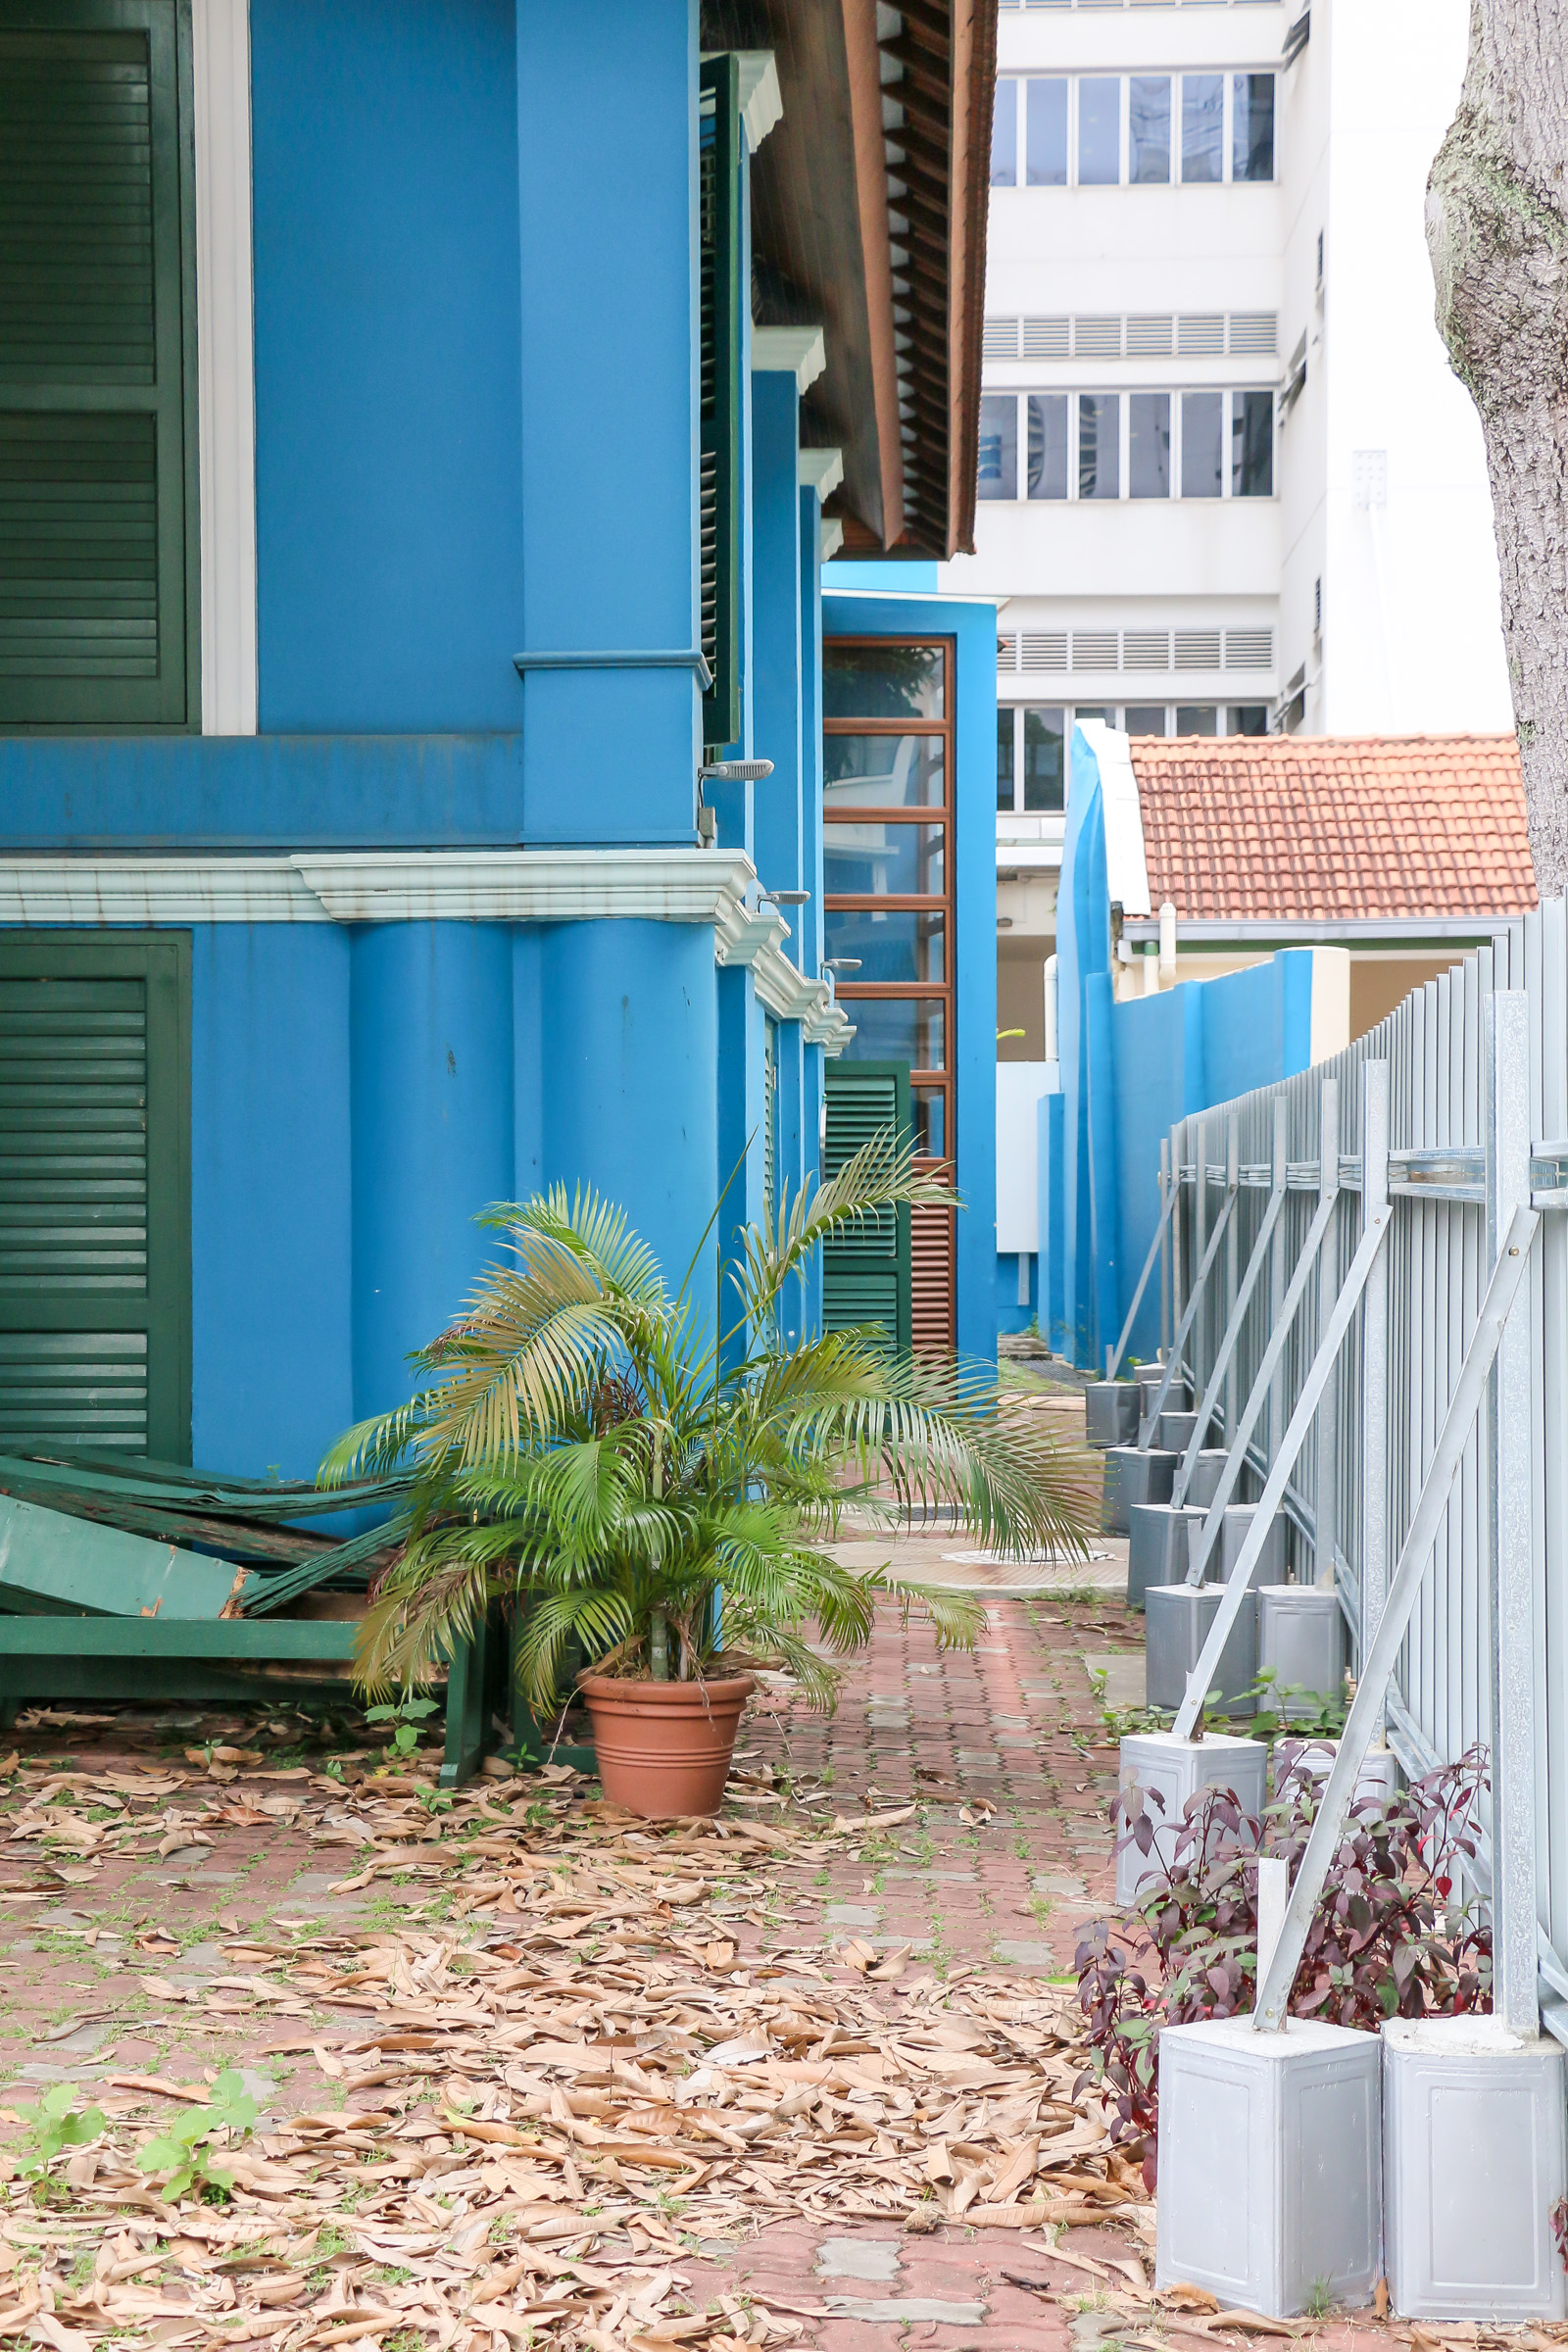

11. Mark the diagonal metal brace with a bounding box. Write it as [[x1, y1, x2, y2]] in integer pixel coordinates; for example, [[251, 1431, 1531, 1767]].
[[1105, 1167, 1180, 1385], [1252, 1202, 1541, 2029], [1183, 1172, 1341, 1586], [1172, 1199, 1393, 1740], [1173, 1102, 1292, 1508], [1139, 1140, 1239, 1448]]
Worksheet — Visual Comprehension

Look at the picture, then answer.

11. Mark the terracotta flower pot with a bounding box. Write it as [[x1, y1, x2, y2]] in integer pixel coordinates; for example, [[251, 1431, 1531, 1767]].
[[578, 1672, 755, 1819]]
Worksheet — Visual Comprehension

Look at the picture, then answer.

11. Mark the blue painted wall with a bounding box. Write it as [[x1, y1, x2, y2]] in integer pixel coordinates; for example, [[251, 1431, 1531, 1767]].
[[1044, 719, 1320, 1367], [821, 592, 999, 1362], [190, 926, 354, 1478], [514, 0, 702, 842], [251, 0, 525, 734]]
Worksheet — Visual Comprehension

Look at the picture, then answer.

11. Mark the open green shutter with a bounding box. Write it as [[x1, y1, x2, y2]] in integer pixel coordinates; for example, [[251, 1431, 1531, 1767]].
[[762, 1016, 777, 1237], [0, 0, 197, 728], [821, 1063, 911, 1357], [0, 935, 190, 1460], [698, 53, 741, 752]]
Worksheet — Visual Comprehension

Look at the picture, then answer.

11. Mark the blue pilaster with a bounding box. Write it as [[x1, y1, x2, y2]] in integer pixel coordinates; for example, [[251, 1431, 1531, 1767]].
[[349, 923, 516, 1419], [537, 920, 718, 1322], [799, 487, 826, 1338], [514, 0, 701, 843], [191, 925, 354, 1477]]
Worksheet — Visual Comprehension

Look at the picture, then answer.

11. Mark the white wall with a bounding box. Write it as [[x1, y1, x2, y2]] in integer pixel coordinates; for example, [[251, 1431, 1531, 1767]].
[[949, 0, 1512, 742], [998, 1061, 1053, 1252]]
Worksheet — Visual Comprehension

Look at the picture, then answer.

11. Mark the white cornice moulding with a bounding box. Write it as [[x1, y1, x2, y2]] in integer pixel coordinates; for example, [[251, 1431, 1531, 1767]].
[[0, 858, 323, 924], [735, 52, 782, 151], [289, 848, 757, 925], [714, 902, 790, 968], [702, 50, 782, 152], [819, 516, 845, 563], [799, 446, 844, 501], [753, 325, 826, 394]]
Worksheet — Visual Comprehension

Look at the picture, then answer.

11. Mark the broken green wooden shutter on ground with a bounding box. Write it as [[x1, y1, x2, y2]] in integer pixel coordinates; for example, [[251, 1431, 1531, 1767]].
[[0, 0, 199, 727], [821, 1061, 912, 1357], [0, 933, 191, 1460], [699, 52, 741, 752]]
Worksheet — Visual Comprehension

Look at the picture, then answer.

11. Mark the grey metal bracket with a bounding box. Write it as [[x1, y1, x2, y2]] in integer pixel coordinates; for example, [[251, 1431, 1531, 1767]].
[[1173, 1098, 1292, 1509], [1105, 1154, 1180, 1383], [1139, 1122, 1240, 1447], [1253, 1199, 1541, 2030], [1173, 1192, 1393, 1740]]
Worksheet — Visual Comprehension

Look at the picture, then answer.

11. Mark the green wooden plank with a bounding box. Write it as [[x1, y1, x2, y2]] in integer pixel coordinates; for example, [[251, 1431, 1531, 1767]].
[[0, 1615, 360, 1657], [0, 1489, 244, 1617]]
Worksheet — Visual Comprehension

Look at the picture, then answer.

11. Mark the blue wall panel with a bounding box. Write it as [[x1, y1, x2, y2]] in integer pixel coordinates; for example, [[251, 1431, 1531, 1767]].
[[251, 0, 525, 732], [514, 0, 700, 841], [349, 923, 516, 1419], [190, 925, 354, 1479]]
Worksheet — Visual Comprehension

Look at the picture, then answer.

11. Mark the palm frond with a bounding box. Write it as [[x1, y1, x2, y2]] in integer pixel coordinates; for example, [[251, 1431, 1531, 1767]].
[[733, 1128, 956, 1331]]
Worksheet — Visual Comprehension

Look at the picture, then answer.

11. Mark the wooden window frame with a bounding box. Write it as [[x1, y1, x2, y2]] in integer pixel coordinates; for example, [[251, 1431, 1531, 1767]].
[[823, 635, 956, 1170]]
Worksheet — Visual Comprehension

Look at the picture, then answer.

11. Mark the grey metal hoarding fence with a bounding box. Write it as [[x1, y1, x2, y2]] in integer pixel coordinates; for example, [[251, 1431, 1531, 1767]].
[[1136, 904, 1568, 2042]]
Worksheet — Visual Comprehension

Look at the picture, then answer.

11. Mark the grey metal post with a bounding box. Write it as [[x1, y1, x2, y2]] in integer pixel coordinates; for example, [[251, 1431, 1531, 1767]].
[[1226, 1111, 1242, 1441], [1268, 1092, 1288, 1467], [1173, 1131, 1289, 1510], [1194, 1113, 1209, 1397], [1314, 1079, 1341, 1585], [1486, 990, 1540, 2035], [1360, 1061, 1390, 1739], [1159, 1137, 1172, 1361]]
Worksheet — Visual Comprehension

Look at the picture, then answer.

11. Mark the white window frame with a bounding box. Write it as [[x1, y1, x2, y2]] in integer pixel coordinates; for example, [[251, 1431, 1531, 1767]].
[[993, 71, 1277, 190], [978, 389, 1277, 504], [192, 0, 259, 734]]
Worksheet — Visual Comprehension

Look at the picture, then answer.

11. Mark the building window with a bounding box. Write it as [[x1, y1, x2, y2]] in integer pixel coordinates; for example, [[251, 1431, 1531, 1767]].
[[0, 0, 200, 731], [997, 702, 1273, 759], [1078, 393, 1119, 499], [1232, 74, 1275, 182], [991, 73, 1276, 189], [1129, 76, 1171, 184], [991, 74, 1018, 184], [823, 639, 954, 1167], [1027, 76, 1068, 185], [1028, 394, 1068, 499], [1129, 393, 1171, 498], [1232, 390, 1274, 496], [978, 390, 1275, 504], [978, 394, 1017, 500]]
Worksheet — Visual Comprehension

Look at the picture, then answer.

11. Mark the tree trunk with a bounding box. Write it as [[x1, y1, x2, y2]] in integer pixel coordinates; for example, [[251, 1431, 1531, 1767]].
[[1427, 0, 1568, 897]]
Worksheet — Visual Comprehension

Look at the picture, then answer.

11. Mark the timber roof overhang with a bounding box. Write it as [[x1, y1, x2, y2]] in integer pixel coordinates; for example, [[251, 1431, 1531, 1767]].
[[702, 0, 997, 562]]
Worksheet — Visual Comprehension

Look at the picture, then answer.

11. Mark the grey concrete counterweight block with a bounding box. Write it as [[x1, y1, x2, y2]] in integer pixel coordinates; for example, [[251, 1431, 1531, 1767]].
[[1128, 1502, 1202, 1611], [1156, 1408, 1203, 1453], [1382, 2017, 1568, 2320], [1257, 1585, 1345, 1709], [1115, 1727, 1265, 1903], [1186, 1447, 1231, 1508], [1146, 1580, 1257, 1712], [1085, 1382, 1139, 1449], [1156, 2016, 1383, 2318], [1102, 1446, 1176, 1534], [1217, 1503, 1288, 1584]]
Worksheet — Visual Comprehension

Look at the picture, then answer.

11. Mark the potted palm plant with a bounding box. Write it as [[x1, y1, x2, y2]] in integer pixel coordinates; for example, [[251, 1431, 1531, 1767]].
[[322, 1131, 1099, 1818]]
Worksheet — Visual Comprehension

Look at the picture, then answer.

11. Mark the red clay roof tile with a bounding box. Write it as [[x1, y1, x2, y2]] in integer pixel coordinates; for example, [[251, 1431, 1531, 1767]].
[[1127, 735, 1537, 923]]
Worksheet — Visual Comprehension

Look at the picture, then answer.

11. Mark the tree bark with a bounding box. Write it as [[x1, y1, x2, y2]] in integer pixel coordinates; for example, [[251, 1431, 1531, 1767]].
[[1427, 0, 1568, 896]]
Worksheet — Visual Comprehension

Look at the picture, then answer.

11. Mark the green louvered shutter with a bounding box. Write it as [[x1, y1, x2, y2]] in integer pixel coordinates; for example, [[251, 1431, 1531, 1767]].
[[0, 0, 198, 728], [698, 53, 741, 752], [821, 1062, 911, 1357], [0, 935, 190, 1460]]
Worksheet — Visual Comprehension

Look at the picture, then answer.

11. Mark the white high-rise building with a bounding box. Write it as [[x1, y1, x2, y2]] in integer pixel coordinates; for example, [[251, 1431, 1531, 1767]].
[[944, 0, 1514, 1055]]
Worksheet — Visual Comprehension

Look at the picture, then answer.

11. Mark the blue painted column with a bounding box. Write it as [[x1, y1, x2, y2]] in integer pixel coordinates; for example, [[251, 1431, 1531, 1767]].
[[539, 920, 718, 1326], [515, 0, 701, 844], [191, 925, 354, 1477], [799, 486, 826, 1338], [350, 923, 516, 1420], [715, 965, 764, 1370]]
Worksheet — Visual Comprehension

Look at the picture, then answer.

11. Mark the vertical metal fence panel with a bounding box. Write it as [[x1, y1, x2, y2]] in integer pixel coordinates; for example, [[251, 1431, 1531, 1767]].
[[1135, 917, 1568, 2022]]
